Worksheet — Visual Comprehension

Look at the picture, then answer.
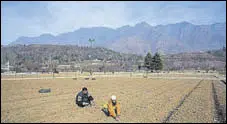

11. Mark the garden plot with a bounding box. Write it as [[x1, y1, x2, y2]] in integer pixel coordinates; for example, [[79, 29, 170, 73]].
[[1, 77, 225, 123]]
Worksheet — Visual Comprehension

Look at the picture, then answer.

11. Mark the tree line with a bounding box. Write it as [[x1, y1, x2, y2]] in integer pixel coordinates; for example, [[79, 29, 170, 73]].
[[138, 52, 163, 72]]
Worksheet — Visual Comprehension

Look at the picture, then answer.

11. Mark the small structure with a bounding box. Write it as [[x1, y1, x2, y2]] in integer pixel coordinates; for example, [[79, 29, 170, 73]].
[[1, 61, 14, 73], [57, 64, 71, 72]]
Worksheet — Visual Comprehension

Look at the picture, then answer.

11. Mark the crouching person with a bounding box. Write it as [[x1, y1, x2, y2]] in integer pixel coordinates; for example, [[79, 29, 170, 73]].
[[102, 95, 120, 121], [76, 87, 95, 107]]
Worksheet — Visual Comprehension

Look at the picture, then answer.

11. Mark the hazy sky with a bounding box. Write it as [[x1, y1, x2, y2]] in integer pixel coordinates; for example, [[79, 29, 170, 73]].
[[1, 1, 226, 45]]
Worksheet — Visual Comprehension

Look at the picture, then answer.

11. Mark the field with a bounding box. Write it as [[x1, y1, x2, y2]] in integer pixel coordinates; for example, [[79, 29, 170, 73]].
[[1, 73, 226, 123]]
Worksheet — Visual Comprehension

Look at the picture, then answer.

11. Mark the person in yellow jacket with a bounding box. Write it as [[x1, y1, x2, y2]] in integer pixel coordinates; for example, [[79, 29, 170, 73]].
[[102, 95, 120, 121]]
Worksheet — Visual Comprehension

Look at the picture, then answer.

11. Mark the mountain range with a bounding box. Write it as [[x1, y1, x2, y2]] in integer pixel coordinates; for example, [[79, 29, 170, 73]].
[[10, 21, 226, 55]]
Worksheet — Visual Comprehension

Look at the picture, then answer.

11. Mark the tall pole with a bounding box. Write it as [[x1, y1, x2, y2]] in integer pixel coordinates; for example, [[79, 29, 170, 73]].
[[7, 61, 9, 73]]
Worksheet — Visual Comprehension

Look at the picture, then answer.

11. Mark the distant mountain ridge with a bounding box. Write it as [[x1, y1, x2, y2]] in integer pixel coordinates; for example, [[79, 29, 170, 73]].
[[10, 21, 226, 55]]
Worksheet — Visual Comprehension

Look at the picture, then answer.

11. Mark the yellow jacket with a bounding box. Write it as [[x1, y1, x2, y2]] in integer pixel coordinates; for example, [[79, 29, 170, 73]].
[[107, 99, 120, 117]]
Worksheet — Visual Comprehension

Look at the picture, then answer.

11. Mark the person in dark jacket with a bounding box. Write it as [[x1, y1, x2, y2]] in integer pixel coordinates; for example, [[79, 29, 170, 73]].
[[75, 87, 94, 107]]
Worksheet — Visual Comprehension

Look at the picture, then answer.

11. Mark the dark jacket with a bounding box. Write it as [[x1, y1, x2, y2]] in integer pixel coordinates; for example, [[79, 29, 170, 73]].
[[76, 91, 94, 107]]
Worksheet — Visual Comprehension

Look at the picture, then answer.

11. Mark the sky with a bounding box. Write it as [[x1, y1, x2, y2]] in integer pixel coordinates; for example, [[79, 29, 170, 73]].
[[1, 1, 226, 45]]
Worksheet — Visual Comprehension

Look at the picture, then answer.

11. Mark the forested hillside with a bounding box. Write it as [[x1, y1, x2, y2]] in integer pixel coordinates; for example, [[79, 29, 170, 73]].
[[1, 45, 225, 72]]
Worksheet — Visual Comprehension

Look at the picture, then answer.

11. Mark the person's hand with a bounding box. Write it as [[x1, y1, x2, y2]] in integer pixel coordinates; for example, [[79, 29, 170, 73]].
[[82, 102, 89, 106], [91, 101, 96, 106], [115, 116, 120, 121]]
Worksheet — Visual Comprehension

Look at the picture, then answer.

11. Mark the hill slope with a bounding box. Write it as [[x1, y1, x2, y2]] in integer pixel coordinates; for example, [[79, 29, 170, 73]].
[[1, 44, 143, 72], [164, 47, 226, 71], [1, 45, 226, 72]]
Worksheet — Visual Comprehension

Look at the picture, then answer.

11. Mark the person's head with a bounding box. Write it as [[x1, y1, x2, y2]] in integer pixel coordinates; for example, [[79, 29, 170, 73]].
[[111, 95, 117, 105], [82, 87, 88, 94]]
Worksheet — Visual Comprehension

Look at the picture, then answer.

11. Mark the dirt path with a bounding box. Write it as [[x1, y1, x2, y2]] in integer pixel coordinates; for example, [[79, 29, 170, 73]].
[[212, 80, 226, 123]]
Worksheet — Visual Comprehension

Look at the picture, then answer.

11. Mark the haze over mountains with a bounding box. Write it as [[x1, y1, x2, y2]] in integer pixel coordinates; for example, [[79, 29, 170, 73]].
[[11, 21, 226, 55]]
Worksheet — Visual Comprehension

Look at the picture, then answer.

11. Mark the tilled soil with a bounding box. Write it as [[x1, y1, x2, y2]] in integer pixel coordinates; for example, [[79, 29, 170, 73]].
[[167, 80, 214, 123], [1, 77, 225, 123]]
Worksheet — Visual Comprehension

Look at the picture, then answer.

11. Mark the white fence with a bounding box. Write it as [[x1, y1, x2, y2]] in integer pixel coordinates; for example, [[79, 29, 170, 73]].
[[1, 71, 225, 81]]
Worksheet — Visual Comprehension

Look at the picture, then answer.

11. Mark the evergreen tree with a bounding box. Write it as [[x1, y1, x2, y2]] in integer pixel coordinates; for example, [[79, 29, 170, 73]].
[[153, 52, 163, 71], [144, 52, 153, 71]]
